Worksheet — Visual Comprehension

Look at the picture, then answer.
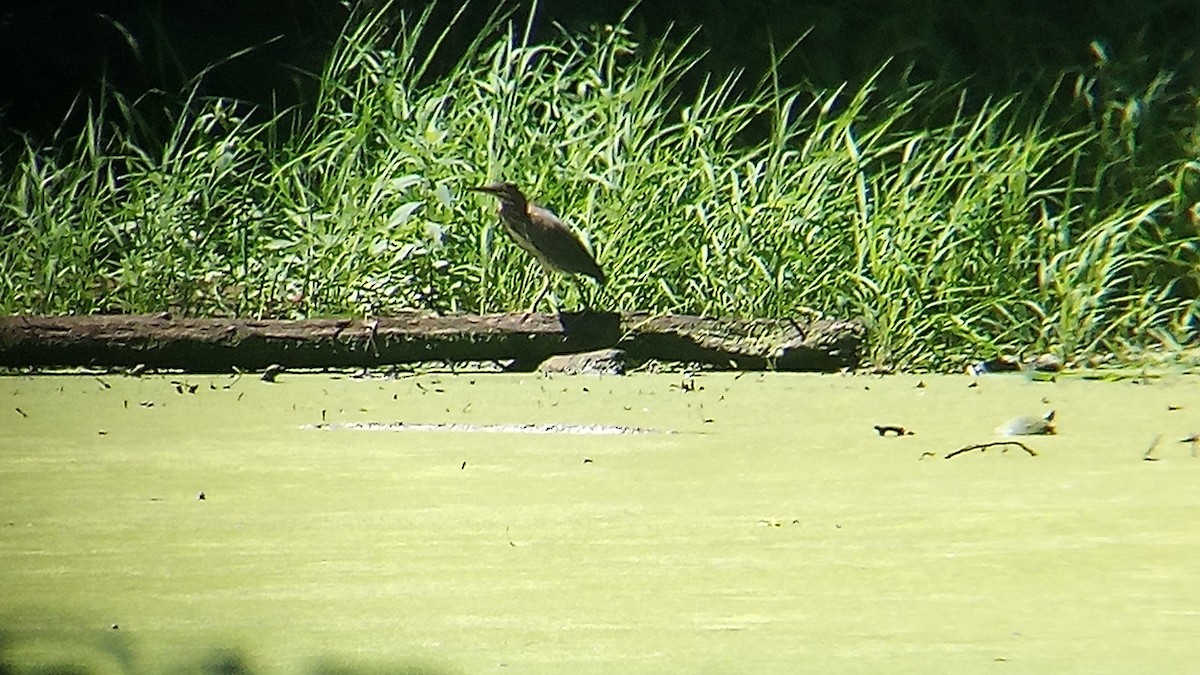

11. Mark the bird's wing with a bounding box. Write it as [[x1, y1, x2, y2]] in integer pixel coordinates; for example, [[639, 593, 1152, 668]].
[[526, 204, 605, 283]]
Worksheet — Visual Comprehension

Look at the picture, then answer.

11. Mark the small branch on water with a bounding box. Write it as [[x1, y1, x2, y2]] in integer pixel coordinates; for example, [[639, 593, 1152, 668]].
[[1143, 434, 1162, 462], [944, 440, 1039, 460]]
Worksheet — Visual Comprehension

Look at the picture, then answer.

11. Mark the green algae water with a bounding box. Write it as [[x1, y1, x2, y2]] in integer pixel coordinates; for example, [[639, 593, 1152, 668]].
[[1, 371, 1198, 674]]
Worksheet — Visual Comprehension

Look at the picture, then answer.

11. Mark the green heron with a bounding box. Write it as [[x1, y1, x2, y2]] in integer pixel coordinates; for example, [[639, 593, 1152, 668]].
[[469, 182, 605, 312]]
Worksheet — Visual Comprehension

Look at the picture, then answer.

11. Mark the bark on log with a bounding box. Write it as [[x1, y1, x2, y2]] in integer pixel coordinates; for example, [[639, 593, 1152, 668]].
[[0, 313, 864, 372]]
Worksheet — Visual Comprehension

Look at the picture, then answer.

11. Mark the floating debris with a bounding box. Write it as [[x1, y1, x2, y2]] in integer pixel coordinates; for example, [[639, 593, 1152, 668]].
[[1181, 434, 1198, 457], [874, 424, 913, 437], [967, 356, 1021, 376], [1143, 434, 1162, 461], [946, 440, 1039, 459], [302, 421, 659, 435]]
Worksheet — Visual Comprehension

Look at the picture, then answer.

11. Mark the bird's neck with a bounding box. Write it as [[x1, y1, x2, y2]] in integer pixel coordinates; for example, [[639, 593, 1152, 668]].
[[499, 199, 527, 219]]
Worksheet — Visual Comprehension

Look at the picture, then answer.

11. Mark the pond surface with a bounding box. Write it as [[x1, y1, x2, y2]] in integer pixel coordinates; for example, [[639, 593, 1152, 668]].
[[1, 371, 1198, 673]]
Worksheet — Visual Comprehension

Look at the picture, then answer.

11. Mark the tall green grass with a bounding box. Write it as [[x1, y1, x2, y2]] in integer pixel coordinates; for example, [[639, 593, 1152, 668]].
[[1, 2, 1196, 370]]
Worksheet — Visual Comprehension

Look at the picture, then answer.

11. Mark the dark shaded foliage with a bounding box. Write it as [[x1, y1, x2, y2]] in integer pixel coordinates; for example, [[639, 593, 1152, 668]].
[[2, 0, 1197, 141]]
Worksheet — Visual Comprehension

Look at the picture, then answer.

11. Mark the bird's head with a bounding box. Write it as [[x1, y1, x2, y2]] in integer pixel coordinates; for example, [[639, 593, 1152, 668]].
[[469, 181, 526, 207]]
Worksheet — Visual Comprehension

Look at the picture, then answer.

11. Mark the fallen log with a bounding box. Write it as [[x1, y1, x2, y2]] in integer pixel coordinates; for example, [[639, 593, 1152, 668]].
[[0, 313, 864, 372]]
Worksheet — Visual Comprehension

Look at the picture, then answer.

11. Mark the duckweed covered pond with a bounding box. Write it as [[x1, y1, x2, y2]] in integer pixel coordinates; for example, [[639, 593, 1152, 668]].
[[1, 372, 1198, 674]]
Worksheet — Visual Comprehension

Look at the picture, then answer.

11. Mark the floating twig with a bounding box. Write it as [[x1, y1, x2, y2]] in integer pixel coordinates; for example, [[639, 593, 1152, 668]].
[[1181, 434, 1198, 458], [945, 440, 1038, 459], [1143, 434, 1162, 461]]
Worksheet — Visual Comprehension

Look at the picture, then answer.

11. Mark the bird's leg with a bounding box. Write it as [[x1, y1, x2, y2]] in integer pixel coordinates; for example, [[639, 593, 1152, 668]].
[[571, 277, 590, 312], [527, 274, 552, 314], [577, 276, 605, 312]]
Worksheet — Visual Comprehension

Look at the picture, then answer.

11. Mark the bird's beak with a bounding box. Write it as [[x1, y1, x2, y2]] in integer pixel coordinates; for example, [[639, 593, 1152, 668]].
[[467, 184, 497, 194]]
